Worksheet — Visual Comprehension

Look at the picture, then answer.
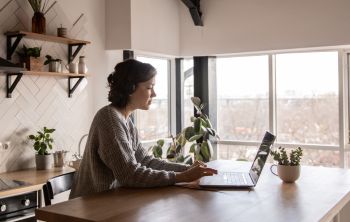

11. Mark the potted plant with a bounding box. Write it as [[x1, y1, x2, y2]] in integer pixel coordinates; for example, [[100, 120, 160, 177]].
[[150, 97, 219, 164], [28, 127, 55, 170], [44, 55, 62, 72], [17, 45, 43, 71], [270, 146, 303, 183]]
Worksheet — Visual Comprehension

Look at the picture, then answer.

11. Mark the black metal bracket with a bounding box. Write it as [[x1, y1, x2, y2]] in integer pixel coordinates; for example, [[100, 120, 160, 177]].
[[68, 76, 84, 97], [68, 44, 85, 63], [181, 0, 203, 26], [6, 73, 23, 98], [6, 34, 25, 60]]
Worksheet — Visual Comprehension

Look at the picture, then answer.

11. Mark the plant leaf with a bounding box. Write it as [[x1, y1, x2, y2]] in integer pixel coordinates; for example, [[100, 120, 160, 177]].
[[189, 134, 202, 142]]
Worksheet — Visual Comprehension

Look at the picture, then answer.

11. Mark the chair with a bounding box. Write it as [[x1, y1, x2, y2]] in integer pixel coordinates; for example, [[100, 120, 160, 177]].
[[42, 172, 75, 206]]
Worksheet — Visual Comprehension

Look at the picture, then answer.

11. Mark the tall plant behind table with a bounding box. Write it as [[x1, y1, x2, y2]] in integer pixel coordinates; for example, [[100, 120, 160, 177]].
[[28, 0, 50, 34], [149, 97, 219, 164]]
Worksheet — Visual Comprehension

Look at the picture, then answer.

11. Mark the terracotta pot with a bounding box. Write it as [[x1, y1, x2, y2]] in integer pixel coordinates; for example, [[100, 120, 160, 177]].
[[32, 12, 46, 34]]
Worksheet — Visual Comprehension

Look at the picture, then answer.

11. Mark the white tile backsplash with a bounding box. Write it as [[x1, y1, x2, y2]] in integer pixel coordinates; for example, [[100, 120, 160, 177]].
[[0, 0, 91, 173]]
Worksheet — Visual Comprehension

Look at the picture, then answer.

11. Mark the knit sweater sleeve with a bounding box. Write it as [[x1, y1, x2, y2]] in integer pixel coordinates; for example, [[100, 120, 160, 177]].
[[131, 125, 189, 172], [96, 108, 177, 187]]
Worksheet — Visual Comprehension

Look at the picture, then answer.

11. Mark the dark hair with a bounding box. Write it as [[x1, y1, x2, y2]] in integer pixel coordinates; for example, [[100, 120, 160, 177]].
[[107, 59, 156, 108]]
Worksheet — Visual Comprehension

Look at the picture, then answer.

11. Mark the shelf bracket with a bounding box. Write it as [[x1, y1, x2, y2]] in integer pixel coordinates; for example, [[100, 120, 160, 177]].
[[6, 73, 23, 98], [68, 76, 84, 97], [68, 44, 85, 63], [6, 34, 25, 60]]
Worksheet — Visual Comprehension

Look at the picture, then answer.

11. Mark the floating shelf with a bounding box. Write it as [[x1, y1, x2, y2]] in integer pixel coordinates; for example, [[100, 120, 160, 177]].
[[5, 71, 90, 98], [22, 71, 90, 77], [4, 31, 91, 45], [4, 31, 91, 63]]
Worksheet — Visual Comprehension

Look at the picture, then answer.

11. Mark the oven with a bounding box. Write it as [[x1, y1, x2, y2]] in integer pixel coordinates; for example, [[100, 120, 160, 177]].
[[0, 178, 38, 222], [0, 191, 38, 222]]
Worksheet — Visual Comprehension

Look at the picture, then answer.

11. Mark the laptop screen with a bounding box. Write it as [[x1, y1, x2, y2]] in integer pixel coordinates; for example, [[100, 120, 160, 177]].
[[249, 131, 276, 184]]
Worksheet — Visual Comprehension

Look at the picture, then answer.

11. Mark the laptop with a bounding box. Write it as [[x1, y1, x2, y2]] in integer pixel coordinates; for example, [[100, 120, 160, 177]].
[[199, 131, 276, 188]]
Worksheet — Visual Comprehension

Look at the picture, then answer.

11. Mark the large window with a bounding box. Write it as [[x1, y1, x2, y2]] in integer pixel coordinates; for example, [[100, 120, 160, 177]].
[[276, 52, 339, 145], [215, 51, 341, 167], [135, 56, 170, 140], [216, 55, 269, 141]]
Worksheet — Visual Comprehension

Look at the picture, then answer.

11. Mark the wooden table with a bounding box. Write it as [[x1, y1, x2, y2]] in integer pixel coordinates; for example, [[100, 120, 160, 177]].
[[0, 167, 75, 198], [35, 160, 350, 222]]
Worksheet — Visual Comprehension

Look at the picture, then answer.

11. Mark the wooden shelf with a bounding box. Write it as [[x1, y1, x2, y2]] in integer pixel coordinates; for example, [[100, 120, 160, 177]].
[[22, 71, 90, 77], [5, 31, 91, 45]]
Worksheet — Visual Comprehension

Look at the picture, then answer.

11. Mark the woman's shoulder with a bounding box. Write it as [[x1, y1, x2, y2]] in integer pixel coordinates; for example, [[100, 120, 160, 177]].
[[93, 105, 124, 124]]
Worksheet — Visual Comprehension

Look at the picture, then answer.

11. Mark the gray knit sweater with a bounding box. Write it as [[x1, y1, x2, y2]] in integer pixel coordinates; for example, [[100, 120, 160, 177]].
[[69, 105, 188, 198]]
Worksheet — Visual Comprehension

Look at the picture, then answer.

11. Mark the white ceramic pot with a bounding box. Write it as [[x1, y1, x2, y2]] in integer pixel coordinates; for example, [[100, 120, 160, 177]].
[[270, 164, 301, 183]]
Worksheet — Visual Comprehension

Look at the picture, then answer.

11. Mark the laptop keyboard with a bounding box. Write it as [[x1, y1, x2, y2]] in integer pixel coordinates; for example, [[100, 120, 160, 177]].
[[219, 172, 248, 185]]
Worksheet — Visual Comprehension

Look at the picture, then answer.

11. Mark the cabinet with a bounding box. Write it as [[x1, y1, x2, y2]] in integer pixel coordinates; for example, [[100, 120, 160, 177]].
[[3, 31, 91, 98]]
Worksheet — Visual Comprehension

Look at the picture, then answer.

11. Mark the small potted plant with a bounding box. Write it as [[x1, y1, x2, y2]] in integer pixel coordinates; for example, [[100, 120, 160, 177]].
[[17, 45, 43, 71], [44, 55, 62, 72], [28, 127, 55, 170], [149, 97, 219, 164], [270, 146, 303, 183]]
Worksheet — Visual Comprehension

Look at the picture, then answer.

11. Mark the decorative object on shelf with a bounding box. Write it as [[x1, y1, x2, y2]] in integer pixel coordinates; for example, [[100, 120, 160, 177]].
[[270, 146, 303, 183], [149, 97, 219, 164], [28, 0, 50, 34], [28, 126, 55, 170], [17, 45, 43, 71], [57, 24, 67, 37], [78, 56, 88, 74], [44, 54, 62, 72], [65, 57, 78, 74]]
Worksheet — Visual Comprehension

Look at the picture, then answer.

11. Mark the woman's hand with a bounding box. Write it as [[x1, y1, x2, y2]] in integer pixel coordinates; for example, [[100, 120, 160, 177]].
[[175, 162, 217, 183]]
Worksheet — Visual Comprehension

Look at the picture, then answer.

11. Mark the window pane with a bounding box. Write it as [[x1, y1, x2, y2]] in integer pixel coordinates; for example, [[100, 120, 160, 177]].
[[217, 56, 269, 141], [276, 52, 339, 145], [136, 56, 169, 140], [218, 144, 339, 167], [183, 59, 194, 128]]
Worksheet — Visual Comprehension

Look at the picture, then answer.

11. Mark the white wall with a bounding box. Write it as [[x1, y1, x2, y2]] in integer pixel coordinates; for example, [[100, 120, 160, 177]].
[[0, 0, 107, 173], [179, 0, 350, 56], [130, 0, 180, 55], [105, 0, 180, 55], [105, 0, 132, 50]]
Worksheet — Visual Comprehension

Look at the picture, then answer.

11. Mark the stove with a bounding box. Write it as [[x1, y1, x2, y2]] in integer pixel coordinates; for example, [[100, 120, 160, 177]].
[[0, 179, 37, 222]]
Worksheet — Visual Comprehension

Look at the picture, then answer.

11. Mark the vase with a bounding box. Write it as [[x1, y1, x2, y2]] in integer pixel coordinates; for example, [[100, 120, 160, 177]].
[[78, 56, 88, 74], [32, 12, 46, 34]]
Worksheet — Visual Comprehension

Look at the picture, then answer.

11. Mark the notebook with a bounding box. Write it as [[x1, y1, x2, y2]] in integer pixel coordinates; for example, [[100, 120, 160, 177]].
[[199, 131, 276, 188]]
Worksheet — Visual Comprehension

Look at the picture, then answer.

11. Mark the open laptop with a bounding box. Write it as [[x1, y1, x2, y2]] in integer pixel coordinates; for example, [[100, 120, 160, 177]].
[[199, 131, 276, 188]]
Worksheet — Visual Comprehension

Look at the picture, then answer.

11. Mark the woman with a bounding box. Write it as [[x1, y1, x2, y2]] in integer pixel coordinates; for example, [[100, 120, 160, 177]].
[[69, 59, 217, 198]]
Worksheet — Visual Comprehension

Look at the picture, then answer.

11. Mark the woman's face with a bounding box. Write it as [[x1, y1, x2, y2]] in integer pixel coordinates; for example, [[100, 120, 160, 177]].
[[128, 76, 156, 110]]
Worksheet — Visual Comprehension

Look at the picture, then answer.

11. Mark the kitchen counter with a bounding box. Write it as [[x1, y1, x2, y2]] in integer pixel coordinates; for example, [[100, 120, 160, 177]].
[[0, 167, 75, 198]]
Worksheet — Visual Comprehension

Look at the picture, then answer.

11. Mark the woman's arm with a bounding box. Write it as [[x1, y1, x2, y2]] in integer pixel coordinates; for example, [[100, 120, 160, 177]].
[[96, 108, 177, 187]]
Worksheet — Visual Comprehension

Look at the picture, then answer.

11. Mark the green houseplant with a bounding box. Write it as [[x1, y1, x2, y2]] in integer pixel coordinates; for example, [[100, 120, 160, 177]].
[[17, 45, 43, 71], [150, 97, 219, 164], [270, 146, 303, 183], [28, 127, 55, 170]]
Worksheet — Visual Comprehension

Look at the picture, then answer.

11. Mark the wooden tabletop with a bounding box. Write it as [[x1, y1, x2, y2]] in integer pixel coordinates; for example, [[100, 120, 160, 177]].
[[35, 160, 350, 222], [0, 167, 74, 197]]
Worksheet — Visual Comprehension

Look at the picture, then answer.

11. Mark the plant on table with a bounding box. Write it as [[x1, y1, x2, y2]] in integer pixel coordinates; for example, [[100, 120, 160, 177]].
[[28, 127, 55, 155], [270, 146, 303, 166]]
